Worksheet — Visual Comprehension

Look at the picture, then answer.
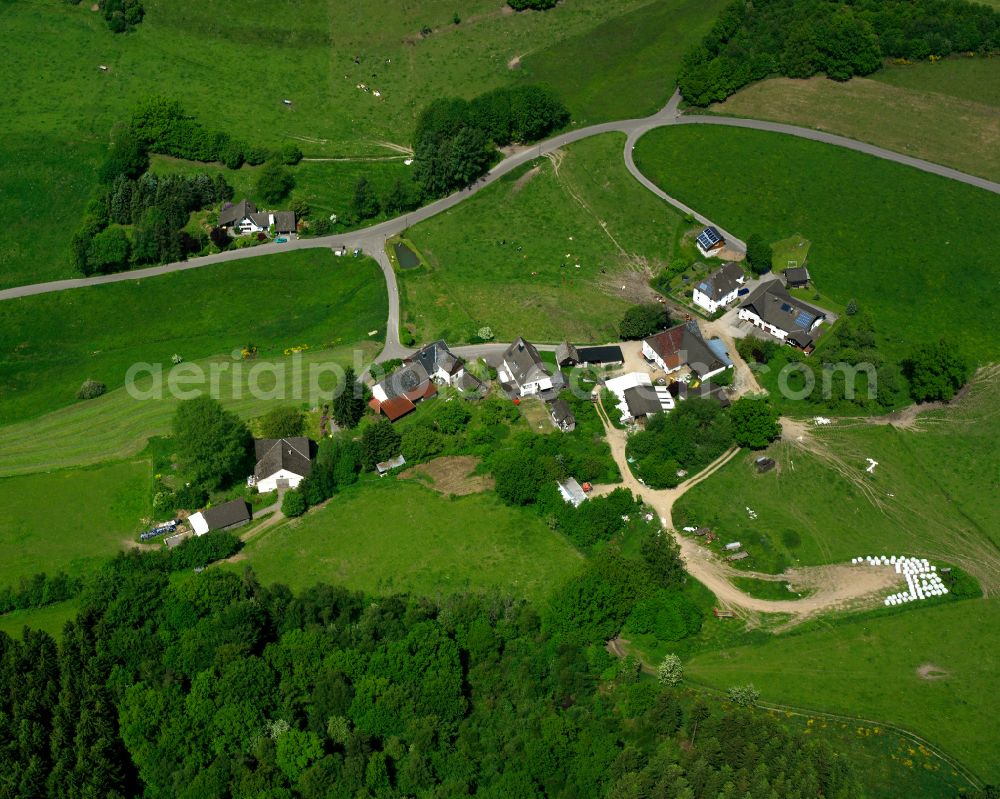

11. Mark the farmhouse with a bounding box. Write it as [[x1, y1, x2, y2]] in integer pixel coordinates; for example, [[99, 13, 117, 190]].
[[556, 342, 624, 368], [188, 499, 251, 536], [548, 398, 576, 432], [695, 226, 725, 257], [738, 280, 826, 351], [219, 199, 295, 236], [642, 321, 732, 380], [604, 372, 675, 424], [253, 437, 312, 493], [692, 261, 745, 314], [369, 361, 437, 421], [410, 339, 484, 394], [498, 337, 564, 397], [784, 266, 810, 288]]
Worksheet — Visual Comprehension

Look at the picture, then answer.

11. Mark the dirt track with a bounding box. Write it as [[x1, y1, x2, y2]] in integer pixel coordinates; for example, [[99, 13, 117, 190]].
[[594, 400, 903, 624]]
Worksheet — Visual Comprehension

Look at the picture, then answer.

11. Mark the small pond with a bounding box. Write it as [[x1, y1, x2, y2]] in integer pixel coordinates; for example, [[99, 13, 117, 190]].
[[393, 241, 421, 269]]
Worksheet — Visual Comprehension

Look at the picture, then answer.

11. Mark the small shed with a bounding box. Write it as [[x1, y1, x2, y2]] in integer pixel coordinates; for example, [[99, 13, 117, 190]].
[[557, 478, 587, 508], [755, 456, 776, 473], [376, 455, 406, 476], [188, 499, 251, 536], [724, 541, 741, 551], [548, 398, 576, 432], [694, 526, 711, 537], [784, 266, 810, 288]]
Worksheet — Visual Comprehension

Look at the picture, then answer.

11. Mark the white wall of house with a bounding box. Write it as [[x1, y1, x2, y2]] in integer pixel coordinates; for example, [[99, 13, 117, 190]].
[[699, 363, 730, 380], [518, 376, 553, 396], [641, 341, 683, 374], [693, 287, 739, 314], [257, 469, 306, 494], [737, 308, 788, 341], [236, 216, 266, 235], [371, 383, 389, 403]]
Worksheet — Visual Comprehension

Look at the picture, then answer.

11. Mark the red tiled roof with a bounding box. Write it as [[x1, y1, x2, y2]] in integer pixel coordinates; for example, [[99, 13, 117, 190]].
[[379, 395, 416, 421], [644, 326, 686, 370]]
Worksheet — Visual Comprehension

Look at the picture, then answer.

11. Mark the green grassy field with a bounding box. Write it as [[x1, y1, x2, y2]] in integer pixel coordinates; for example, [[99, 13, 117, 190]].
[[0, 0, 718, 289], [0, 341, 381, 478], [0, 460, 150, 585], [401, 133, 684, 343], [872, 57, 1000, 106], [674, 371, 1000, 585], [0, 599, 81, 640], [686, 598, 1000, 785], [633, 126, 1000, 363], [520, 0, 728, 124], [708, 71, 1000, 181], [231, 479, 584, 603], [0, 249, 386, 427]]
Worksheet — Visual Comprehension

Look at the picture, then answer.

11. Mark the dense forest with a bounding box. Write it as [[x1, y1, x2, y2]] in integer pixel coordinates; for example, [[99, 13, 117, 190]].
[[678, 0, 1000, 105], [0, 545, 864, 798]]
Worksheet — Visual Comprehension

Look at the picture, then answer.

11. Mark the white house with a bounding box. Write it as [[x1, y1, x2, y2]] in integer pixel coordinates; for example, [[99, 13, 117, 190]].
[[410, 340, 484, 393], [603, 372, 674, 424], [188, 499, 251, 536], [692, 262, 745, 314], [737, 280, 826, 352], [498, 337, 562, 397], [642, 321, 732, 380], [219, 199, 295, 236], [253, 437, 312, 493], [557, 478, 588, 507]]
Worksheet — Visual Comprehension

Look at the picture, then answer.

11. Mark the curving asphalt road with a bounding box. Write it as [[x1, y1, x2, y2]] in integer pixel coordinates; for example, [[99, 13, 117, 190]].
[[3, 90, 997, 362]]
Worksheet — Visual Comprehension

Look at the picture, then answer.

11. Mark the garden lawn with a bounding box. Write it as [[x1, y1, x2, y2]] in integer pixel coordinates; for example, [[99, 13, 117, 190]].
[[0, 460, 150, 586], [0, 0, 695, 289], [685, 598, 1000, 785], [520, 0, 728, 124], [633, 125, 1000, 362], [673, 370, 1000, 588], [708, 72, 1000, 182], [0, 250, 386, 427], [233, 480, 584, 603], [401, 134, 683, 343]]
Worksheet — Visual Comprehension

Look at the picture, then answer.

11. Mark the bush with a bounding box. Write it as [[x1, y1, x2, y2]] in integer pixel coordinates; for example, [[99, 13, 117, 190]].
[[657, 654, 684, 687], [624, 590, 702, 641], [256, 161, 295, 204], [280, 143, 303, 165], [76, 379, 107, 400], [619, 304, 670, 340], [903, 339, 969, 403], [258, 406, 306, 438], [170, 531, 241, 569], [745, 234, 773, 276], [281, 490, 307, 518], [508, 0, 558, 8], [728, 396, 780, 449]]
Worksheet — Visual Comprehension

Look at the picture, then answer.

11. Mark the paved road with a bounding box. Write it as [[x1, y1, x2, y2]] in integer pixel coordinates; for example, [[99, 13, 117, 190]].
[[4, 90, 997, 360]]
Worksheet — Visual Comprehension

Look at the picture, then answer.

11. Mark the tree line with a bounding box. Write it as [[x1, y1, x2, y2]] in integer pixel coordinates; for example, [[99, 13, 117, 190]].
[[413, 85, 569, 197], [65, 0, 144, 33], [678, 0, 1000, 106], [71, 97, 303, 275], [0, 553, 868, 798]]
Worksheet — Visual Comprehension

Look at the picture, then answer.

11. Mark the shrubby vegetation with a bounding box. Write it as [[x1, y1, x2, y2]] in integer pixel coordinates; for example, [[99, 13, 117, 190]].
[[0, 552, 863, 798], [678, 0, 1000, 106], [619, 303, 672, 340], [728, 396, 780, 449], [75, 378, 106, 400], [903, 338, 970, 403], [414, 85, 568, 196], [628, 398, 735, 488], [745, 234, 773, 275], [173, 397, 253, 492], [65, 0, 145, 33], [258, 406, 306, 439]]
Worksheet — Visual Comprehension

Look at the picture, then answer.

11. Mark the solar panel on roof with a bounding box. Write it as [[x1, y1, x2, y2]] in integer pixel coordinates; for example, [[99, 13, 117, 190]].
[[780, 302, 792, 312], [698, 282, 710, 292], [794, 311, 814, 328]]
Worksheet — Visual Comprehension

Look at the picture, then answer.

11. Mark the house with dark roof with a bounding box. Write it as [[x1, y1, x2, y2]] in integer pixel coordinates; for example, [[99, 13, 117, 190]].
[[784, 266, 810, 288], [695, 226, 725, 257], [641, 321, 732, 380], [410, 340, 484, 394], [498, 337, 563, 397], [693, 262, 745, 314], [603, 372, 675, 424], [253, 437, 312, 493], [189, 499, 251, 536], [555, 342, 580, 367], [219, 199, 295, 236], [668, 381, 732, 408], [548, 398, 576, 432], [737, 280, 826, 351], [369, 361, 438, 421]]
